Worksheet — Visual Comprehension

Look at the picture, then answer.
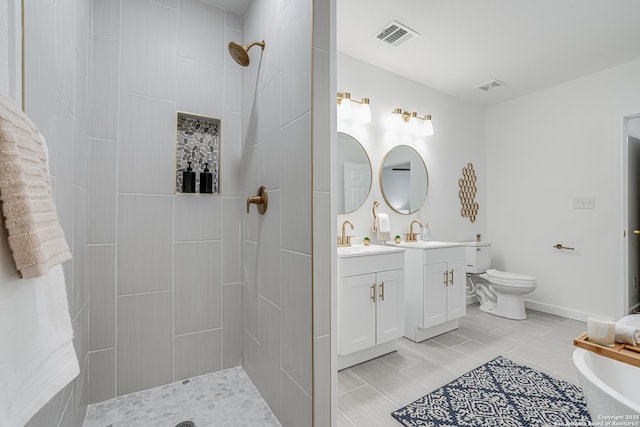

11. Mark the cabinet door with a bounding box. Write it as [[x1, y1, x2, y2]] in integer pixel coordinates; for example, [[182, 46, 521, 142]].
[[423, 262, 447, 329], [339, 273, 376, 355], [375, 269, 404, 345], [446, 259, 467, 321]]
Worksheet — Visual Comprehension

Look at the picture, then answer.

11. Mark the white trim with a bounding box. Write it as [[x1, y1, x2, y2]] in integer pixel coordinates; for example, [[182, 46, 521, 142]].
[[337, 340, 397, 370], [523, 299, 592, 322], [2, 0, 22, 105], [621, 113, 640, 317], [621, 115, 629, 318], [411, 319, 460, 342]]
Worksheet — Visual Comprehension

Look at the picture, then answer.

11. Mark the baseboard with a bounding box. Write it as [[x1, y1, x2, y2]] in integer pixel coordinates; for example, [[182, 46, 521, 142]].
[[466, 294, 477, 306], [337, 340, 398, 370], [523, 299, 593, 322], [409, 320, 459, 343]]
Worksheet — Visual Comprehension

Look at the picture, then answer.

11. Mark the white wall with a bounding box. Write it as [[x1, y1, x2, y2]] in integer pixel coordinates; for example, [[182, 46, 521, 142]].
[[486, 59, 640, 320], [337, 54, 486, 243]]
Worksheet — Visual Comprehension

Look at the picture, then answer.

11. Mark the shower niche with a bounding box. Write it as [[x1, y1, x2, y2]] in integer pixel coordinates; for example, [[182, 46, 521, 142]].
[[175, 112, 220, 195]]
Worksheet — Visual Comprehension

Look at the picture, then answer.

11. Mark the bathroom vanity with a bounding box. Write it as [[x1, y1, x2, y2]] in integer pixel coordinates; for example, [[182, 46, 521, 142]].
[[390, 241, 466, 342], [337, 245, 406, 369]]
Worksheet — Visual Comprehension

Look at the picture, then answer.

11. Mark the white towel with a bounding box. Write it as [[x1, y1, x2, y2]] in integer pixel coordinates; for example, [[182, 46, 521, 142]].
[[0, 95, 72, 279], [375, 213, 391, 241], [377, 213, 391, 232], [615, 314, 640, 346], [0, 213, 79, 426]]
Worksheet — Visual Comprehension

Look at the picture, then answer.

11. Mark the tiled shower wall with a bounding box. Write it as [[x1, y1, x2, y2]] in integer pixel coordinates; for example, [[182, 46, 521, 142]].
[[239, 0, 334, 426], [312, 0, 336, 425], [23, 0, 92, 425], [87, 0, 244, 402]]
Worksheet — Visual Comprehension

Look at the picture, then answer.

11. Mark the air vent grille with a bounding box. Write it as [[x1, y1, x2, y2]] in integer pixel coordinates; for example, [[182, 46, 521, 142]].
[[476, 79, 507, 92], [375, 21, 419, 47]]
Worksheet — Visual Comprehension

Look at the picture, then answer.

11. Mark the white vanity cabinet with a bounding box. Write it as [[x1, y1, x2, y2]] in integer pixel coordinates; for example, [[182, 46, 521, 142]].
[[399, 242, 466, 342], [337, 246, 405, 370]]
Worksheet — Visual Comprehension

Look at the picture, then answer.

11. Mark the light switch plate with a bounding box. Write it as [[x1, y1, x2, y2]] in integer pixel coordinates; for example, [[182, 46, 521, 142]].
[[573, 197, 595, 209]]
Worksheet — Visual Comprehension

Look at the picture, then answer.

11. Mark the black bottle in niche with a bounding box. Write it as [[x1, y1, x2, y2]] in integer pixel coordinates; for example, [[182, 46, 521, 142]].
[[200, 163, 213, 194], [182, 161, 196, 193]]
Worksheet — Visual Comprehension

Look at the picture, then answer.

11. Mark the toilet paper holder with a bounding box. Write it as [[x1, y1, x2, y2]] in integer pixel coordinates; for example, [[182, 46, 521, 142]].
[[553, 243, 574, 251]]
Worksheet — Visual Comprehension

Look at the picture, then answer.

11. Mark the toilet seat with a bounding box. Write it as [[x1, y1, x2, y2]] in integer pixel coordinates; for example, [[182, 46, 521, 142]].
[[485, 269, 536, 288]]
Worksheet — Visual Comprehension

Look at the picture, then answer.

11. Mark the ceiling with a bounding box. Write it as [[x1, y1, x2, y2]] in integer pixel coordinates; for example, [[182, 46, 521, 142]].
[[338, 0, 640, 106]]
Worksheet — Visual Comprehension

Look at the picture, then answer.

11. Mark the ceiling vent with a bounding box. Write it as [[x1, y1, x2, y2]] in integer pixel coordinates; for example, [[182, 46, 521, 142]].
[[375, 20, 419, 47], [476, 79, 507, 92]]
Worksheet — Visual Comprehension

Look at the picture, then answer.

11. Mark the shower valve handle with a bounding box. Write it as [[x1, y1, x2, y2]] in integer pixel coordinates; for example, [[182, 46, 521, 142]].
[[246, 186, 268, 215]]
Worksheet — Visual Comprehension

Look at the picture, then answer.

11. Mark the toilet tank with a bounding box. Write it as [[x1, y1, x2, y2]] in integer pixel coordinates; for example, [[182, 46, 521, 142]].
[[465, 241, 492, 273]]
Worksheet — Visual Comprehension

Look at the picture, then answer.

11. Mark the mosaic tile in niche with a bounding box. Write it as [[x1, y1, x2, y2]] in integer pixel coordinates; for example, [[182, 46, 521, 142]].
[[176, 112, 221, 194]]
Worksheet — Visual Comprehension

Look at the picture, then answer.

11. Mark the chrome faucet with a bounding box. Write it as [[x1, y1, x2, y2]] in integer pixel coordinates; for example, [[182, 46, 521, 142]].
[[338, 220, 354, 247], [406, 220, 423, 242]]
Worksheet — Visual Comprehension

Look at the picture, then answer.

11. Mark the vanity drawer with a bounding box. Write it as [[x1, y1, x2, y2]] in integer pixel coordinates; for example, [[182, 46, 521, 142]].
[[341, 252, 404, 277]]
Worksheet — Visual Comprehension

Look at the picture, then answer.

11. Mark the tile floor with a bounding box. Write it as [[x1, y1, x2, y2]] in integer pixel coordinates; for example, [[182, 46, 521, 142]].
[[337, 303, 587, 427], [83, 366, 280, 427]]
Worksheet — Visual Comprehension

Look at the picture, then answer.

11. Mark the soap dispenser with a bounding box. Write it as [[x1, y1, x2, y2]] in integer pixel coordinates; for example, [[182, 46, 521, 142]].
[[182, 161, 196, 193], [199, 163, 213, 194], [421, 223, 431, 241]]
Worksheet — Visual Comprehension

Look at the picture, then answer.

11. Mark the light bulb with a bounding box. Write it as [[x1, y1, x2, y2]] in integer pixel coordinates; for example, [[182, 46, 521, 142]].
[[356, 99, 371, 123], [391, 108, 404, 131], [409, 112, 420, 135], [337, 93, 352, 119], [422, 115, 434, 136]]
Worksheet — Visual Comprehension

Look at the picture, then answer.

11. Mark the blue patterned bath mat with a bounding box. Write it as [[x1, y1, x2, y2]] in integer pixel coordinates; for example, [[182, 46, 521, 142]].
[[391, 356, 591, 426]]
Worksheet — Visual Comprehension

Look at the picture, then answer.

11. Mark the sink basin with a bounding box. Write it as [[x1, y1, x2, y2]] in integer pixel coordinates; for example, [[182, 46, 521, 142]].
[[337, 244, 405, 257], [386, 240, 465, 249]]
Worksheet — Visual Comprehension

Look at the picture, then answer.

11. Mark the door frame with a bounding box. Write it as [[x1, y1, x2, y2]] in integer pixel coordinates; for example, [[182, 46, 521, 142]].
[[621, 113, 640, 316], [2, 0, 23, 107]]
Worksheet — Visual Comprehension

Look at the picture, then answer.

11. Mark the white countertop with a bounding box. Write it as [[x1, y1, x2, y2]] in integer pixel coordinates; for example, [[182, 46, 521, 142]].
[[337, 244, 406, 258], [384, 240, 466, 249]]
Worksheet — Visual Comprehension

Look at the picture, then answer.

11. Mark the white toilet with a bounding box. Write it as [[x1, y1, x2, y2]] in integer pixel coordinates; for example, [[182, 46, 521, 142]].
[[465, 241, 537, 320]]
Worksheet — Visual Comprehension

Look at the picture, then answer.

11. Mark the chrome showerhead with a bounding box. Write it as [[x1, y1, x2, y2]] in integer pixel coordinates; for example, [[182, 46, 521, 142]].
[[228, 40, 265, 67]]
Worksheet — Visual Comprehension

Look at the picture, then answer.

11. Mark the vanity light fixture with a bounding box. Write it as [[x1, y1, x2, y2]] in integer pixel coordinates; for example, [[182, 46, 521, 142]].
[[391, 108, 434, 136], [337, 92, 371, 123], [422, 114, 434, 136]]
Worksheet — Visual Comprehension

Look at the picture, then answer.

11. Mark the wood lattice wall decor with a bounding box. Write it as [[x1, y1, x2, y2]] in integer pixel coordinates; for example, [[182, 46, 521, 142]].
[[458, 162, 479, 223]]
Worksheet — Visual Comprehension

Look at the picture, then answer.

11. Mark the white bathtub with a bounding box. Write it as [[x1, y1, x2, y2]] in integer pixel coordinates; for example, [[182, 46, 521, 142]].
[[573, 348, 640, 419]]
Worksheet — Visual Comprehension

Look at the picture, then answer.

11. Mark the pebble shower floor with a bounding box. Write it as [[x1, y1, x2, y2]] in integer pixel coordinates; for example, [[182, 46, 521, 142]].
[[83, 367, 280, 427]]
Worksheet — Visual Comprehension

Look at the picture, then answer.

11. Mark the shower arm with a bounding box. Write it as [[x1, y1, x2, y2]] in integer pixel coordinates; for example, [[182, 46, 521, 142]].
[[246, 41, 265, 51]]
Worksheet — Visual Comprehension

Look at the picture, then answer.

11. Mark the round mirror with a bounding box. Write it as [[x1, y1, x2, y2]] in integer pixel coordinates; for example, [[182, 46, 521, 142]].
[[380, 145, 428, 214], [336, 132, 372, 214]]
